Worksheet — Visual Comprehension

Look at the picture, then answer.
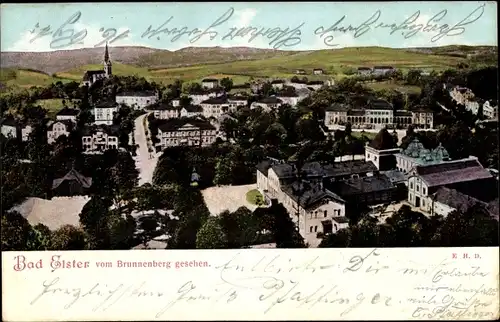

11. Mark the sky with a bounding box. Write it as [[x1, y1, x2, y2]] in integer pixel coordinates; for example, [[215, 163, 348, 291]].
[[1, 2, 497, 52]]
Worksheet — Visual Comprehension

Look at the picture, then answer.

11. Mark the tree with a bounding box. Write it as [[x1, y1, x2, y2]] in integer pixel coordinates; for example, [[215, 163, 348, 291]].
[[139, 215, 160, 247], [196, 217, 228, 249], [213, 155, 233, 186], [220, 77, 234, 92], [1, 211, 34, 251], [29, 223, 52, 250], [50, 225, 87, 250], [79, 196, 113, 249], [406, 69, 422, 85], [437, 121, 472, 159]]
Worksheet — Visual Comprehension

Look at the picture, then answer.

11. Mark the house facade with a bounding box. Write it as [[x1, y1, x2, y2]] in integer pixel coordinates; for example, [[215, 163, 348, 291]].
[[115, 91, 159, 109], [483, 100, 498, 119], [150, 103, 180, 119], [357, 67, 372, 75], [94, 102, 119, 125], [81, 125, 120, 154], [227, 95, 248, 110], [180, 105, 204, 118], [188, 89, 224, 104], [200, 97, 230, 119], [1, 117, 18, 139], [56, 107, 80, 123], [372, 66, 395, 76], [313, 68, 324, 75], [271, 80, 285, 90], [407, 159, 493, 214], [276, 94, 300, 107], [250, 97, 283, 111], [155, 119, 217, 149], [324, 101, 434, 130], [47, 120, 74, 144], [201, 79, 219, 89]]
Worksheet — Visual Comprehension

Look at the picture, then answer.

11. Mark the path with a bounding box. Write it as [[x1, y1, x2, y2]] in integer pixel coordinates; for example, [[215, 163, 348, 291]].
[[133, 113, 161, 186]]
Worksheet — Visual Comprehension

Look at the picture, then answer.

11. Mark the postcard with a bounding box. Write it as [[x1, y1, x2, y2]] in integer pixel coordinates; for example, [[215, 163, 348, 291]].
[[1, 1, 498, 321]]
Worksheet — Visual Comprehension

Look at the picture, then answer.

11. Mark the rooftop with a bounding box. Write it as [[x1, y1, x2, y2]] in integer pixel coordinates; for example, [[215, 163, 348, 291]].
[[116, 90, 157, 97], [332, 174, 395, 197], [258, 97, 283, 104], [83, 70, 105, 80], [433, 186, 498, 219], [415, 159, 493, 187], [202, 78, 218, 83], [81, 124, 120, 136], [157, 118, 216, 132], [52, 168, 92, 190], [281, 181, 345, 209], [56, 107, 81, 116], [181, 105, 203, 113], [366, 99, 393, 110], [201, 97, 228, 104]]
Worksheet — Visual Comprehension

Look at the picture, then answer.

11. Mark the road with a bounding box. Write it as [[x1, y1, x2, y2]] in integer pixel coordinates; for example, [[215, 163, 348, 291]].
[[133, 113, 161, 186]]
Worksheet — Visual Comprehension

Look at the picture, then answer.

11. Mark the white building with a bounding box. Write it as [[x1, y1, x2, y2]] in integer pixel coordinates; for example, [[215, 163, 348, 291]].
[[395, 138, 452, 174], [271, 80, 285, 90], [155, 118, 217, 150], [94, 102, 119, 126], [81, 125, 120, 154], [483, 100, 498, 119], [276, 94, 301, 107], [21, 124, 33, 142], [407, 159, 493, 214], [200, 97, 230, 119], [47, 120, 74, 144], [256, 161, 349, 247], [227, 95, 248, 111], [201, 78, 219, 89], [150, 104, 180, 119], [357, 67, 372, 76], [188, 89, 224, 105], [250, 97, 283, 111], [372, 66, 395, 76], [1, 117, 18, 139], [56, 107, 80, 123], [313, 68, 325, 75], [179, 105, 204, 118], [115, 90, 159, 110]]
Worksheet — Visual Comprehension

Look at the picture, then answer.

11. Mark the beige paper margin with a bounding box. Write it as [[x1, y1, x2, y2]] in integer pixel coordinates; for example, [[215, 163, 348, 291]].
[[2, 247, 499, 321]]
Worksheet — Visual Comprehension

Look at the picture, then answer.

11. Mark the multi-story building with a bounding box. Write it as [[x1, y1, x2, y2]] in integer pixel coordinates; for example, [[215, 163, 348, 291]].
[[200, 97, 230, 119], [94, 101, 119, 126], [115, 90, 159, 109], [56, 107, 80, 123], [324, 101, 434, 130], [179, 105, 204, 118], [188, 89, 224, 104], [483, 100, 498, 119], [227, 95, 248, 110], [0, 117, 18, 139], [395, 138, 453, 173], [150, 103, 180, 119], [250, 97, 283, 111], [47, 120, 75, 144], [276, 93, 301, 107], [81, 125, 120, 154], [155, 118, 217, 149], [372, 66, 395, 76], [201, 78, 219, 89], [407, 159, 493, 214], [271, 80, 285, 90]]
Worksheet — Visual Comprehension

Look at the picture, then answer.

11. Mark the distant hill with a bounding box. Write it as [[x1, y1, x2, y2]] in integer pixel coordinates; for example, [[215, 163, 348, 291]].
[[0, 46, 297, 75]]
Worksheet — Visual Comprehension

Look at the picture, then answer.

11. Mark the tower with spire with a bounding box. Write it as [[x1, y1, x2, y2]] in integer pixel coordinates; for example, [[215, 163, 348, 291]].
[[103, 43, 112, 77]]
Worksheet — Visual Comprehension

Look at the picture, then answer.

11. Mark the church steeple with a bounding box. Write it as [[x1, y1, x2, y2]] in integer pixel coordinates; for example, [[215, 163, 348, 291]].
[[103, 42, 112, 77], [104, 42, 110, 63]]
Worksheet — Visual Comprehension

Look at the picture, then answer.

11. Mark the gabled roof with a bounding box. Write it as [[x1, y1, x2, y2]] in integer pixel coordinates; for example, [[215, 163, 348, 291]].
[[256, 160, 273, 176], [369, 128, 397, 150], [81, 125, 120, 136], [366, 99, 393, 110], [271, 79, 285, 84], [201, 97, 228, 104], [373, 66, 394, 69], [326, 103, 349, 112], [433, 186, 498, 219], [149, 103, 179, 111], [332, 174, 395, 197], [0, 116, 18, 127], [181, 105, 203, 113], [358, 67, 372, 70], [52, 168, 92, 190], [48, 119, 75, 132], [116, 90, 157, 97], [202, 78, 218, 82], [56, 107, 80, 116], [322, 160, 378, 178], [414, 159, 492, 187], [94, 101, 118, 109], [258, 97, 283, 104], [157, 118, 215, 132], [227, 95, 248, 101], [282, 181, 345, 209]]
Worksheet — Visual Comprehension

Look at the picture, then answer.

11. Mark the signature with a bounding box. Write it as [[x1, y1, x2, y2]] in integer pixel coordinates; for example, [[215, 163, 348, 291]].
[[315, 3, 486, 46], [28, 11, 129, 49], [141, 7, 304, 49]]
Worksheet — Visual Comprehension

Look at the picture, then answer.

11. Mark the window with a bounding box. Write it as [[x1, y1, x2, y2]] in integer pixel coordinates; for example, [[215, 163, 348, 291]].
[[416, 185, 420, 193], [422, 199, 426, 207], [314, 226, 318, 232], [423, 187, 427, 195], [324, 210, 327, 217], [410, 182, 413, 189], [309, 226, 313, 233], [314, 211, 318, 218]]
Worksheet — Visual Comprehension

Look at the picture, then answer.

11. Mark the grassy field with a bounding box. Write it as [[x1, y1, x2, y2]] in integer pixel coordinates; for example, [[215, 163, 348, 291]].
[[352, 131, 377, 140], [246, 189, 264, 206], [363, 80, 422, 94], [0, 46, 477, 90]]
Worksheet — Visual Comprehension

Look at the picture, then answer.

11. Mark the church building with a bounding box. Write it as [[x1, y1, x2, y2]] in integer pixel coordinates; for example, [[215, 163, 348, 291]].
[[82, 44, 112, 87]]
